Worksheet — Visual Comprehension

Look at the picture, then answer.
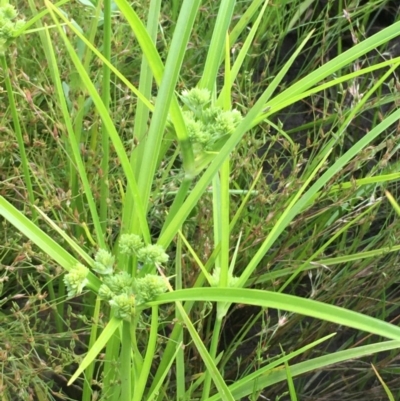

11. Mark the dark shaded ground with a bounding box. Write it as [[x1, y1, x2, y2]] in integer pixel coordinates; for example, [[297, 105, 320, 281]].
[[255, 0, 400, 188]]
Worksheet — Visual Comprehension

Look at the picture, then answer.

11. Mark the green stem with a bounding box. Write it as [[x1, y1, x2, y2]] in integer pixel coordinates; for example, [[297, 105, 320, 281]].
[[201, 316, 223, 400], [82, 297, 101, 401], [133, 306, 159, 401], [121, 321, 132, 400], [136, 0, 200, 216], [202, 157, 230, 400], [130, 315, 144, 379], [46, 279, 63, 333], [160, 177, 192, 236], [120, 0, 162, 242], [175, 236, 185, 399], [0, 55, 36, 220], [100, 0, 112, 234], [102, 332, 121, 400], [70, 1, 102, 239]]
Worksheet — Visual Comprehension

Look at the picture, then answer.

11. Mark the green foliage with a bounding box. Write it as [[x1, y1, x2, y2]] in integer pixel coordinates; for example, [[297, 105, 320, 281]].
[[0, 3, 25, 54], [1, 0, 400, 400]]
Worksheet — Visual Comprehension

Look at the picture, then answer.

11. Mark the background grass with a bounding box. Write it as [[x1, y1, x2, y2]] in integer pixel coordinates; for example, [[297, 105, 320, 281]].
[[1, 0, 400, 400]]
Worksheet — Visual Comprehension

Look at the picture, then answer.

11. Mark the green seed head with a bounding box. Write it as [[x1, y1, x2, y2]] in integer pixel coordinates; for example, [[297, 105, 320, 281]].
[[181, 87, 210, 108], [64, 263, 89, 298], [137, 244, 169, 265], [109, 293, 135, 321], [119, 233, 144, 255], [134, 274, 168, 304], [93, 249, 115, 275], [98, 284, 114, 300], [104, 271, 134, 294], [210, 267, 239, 287], [0, 4, 17, 20]]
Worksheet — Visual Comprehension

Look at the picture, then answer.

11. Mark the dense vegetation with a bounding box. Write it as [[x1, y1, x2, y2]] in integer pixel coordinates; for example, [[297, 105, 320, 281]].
[[1, 0, 400, 400]]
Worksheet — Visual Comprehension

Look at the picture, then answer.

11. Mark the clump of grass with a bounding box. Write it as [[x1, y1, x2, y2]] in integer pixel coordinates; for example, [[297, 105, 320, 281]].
[[2, 0, 400, 400]]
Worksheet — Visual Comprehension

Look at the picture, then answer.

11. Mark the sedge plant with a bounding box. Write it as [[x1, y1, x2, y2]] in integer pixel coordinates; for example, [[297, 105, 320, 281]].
[[2, 0, 400, 400]]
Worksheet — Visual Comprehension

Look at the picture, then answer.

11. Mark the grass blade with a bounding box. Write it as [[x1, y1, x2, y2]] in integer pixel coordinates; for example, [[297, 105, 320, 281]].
[[68, 317, 122, 385], [151, 288, 400, 341]]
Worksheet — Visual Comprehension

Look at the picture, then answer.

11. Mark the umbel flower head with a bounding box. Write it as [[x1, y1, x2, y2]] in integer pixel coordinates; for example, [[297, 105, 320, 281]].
[[209, 267, 239, 287], [184, 111, 211, 146], [180, 88, 242, 152], [1, 4, 17, 20], [104, 271, 134, 294], [119, 233, 144, 256], [134, 274, 169, 304], [98, 283, 114, 301], [92, 249, 115, 275], [109, 293, 135, 321], [137, 244, 169, 265], [181, 87, 211, 110], [0, 4, 25, 55], [99, 272, 167, 319], [64, 263, 89, 297]]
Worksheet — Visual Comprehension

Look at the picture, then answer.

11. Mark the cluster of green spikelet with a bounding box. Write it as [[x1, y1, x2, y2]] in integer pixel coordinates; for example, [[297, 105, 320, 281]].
[[64, 235, 169, 321], [181, 88, 243, 153], [63, 89, 243, 318], [0, 3, 25, 55]]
